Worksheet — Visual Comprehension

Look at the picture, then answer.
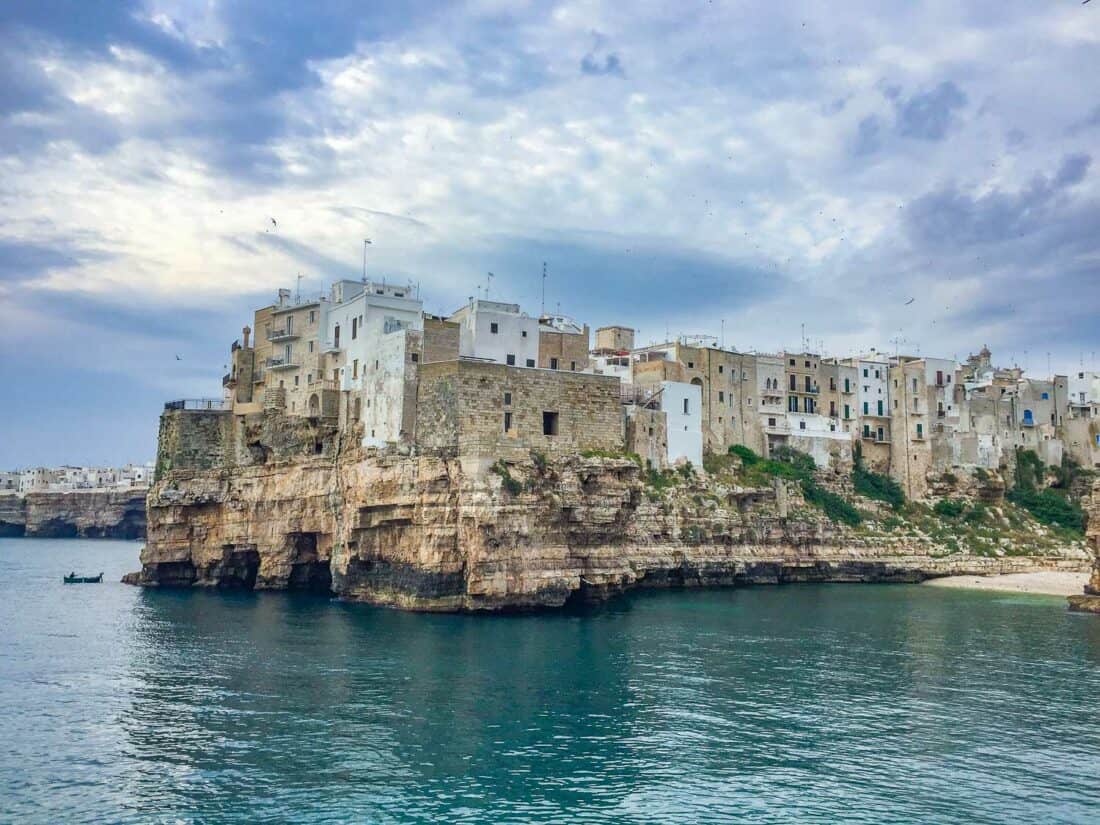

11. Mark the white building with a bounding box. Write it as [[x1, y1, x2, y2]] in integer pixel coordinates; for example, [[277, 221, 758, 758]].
[[1069, 370, 1100, 408], [448, 299, 540, 367], [325, 279, 423, 394], [659, 381, 704, 468], [855, 352, 891, 441]]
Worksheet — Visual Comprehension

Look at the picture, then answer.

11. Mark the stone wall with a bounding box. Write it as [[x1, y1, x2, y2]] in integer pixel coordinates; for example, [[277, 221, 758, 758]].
[[625, 407, 668, 468], [1068, 477, 1100, 614], [422, 317, 460, 363], [538, 327, 590, 372], [415, 360, 623, 460], [156, 409, 234, 478]]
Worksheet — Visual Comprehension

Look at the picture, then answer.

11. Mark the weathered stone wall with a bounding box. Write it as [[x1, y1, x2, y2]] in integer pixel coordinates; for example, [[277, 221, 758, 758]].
[[415, 361, 623, 460], [156, 409, 234, 478], [537, 327, 590, 372], [625, 407, 668, 468], [422, 317, 461, 363]]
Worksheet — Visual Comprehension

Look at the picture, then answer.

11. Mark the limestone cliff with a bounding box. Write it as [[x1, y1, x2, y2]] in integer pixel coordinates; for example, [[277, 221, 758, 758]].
[[126, 409, 1087, 611], [0, 491, 146, 539], [1068, 478, 1100, 614]]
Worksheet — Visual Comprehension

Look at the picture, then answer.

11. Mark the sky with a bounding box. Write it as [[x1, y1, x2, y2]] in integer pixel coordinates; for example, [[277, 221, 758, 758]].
[[1, 0, 1098, 467]]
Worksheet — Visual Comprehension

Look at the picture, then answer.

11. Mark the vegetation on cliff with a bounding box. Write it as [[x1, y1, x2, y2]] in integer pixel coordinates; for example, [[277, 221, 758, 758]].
[[1008, 449, 1088, 536]]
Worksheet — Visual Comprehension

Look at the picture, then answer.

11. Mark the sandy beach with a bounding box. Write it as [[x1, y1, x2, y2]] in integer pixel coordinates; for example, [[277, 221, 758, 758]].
[[923, 571, 1089, 597]]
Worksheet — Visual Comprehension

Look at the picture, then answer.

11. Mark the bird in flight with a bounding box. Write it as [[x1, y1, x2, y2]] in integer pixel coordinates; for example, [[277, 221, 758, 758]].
[[270, 217, 277, 229], [904, 297, 915, 305], [175, 355, 182, 361]]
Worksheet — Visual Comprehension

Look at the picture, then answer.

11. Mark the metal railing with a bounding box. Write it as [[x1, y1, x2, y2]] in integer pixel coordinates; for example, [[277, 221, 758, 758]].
[[164, 398, 231, 412], [265, 357, 300, 370], [267, 327, 299, 341]]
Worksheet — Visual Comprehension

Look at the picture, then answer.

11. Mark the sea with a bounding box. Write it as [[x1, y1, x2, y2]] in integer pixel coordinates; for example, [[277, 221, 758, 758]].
[[2, 537, 1099, 824]]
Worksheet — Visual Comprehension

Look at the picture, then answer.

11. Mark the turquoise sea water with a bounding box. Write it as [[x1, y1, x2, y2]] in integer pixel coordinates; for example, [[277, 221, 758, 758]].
[[2, 538, 1099, 823]]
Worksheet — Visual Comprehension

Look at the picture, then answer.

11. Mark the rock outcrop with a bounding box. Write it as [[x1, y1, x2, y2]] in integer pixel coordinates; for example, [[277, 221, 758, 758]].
[[1067, 478, 1100, 614], [0, 490, 147, 539], [127, 409, 1087, 611]]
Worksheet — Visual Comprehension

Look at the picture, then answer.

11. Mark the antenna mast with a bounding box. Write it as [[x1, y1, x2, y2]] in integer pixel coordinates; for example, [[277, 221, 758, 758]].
[[541, 262, 547, 316]]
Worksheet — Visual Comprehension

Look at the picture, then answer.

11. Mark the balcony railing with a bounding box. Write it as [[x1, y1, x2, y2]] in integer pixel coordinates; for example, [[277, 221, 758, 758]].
[[267, 327, 299, 342], [164, 398, 231, 412], [265, 357, 300, 371], [308, 378, 339, 391]]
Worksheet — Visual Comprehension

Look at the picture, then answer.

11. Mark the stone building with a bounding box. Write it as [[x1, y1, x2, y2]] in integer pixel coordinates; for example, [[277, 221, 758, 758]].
[[537, 314, 590, 372], [415, 360, 623, 464]]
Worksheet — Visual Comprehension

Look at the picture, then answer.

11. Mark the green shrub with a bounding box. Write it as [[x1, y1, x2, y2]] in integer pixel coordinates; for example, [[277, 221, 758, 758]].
[[973, 467, 989, 482], [1007, 488, 1085, 534], [852, 463, 905, 510], [802, 478, 862, 526], [940, 472, 958, 486], [1014, 449, 1045, 493], [530, 450, 549, 474], [963, 503, 988, 525], [933, 499, 965, 519], [645, 467, 678, 491], [490, 460, 523, 496], [728, 444, 760, 465], [676, 461, 696, 480]]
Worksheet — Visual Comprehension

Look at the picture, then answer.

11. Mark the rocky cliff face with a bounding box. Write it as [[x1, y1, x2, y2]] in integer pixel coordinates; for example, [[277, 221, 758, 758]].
[[0, 491, 147, 539], [1067, 478, 1100, 614], [127, 410, 1086, 611]]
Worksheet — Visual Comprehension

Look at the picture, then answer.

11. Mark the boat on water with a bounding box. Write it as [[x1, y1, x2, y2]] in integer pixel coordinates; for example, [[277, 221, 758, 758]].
[[63, 572, 103, 584]]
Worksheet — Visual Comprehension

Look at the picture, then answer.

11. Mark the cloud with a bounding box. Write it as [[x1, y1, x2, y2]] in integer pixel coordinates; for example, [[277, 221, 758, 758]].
[[581, 52, 624, 77], [894, 81, 967, 141]]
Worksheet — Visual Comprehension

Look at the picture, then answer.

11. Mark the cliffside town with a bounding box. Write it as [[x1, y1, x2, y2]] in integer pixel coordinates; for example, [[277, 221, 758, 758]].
[[128, 279, 1097, 610]]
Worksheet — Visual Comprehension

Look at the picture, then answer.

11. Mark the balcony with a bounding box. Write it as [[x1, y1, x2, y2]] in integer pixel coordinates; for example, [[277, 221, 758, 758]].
[[308, 378, 339, 391], [222, 372, 234, 388], [164, 398, 231, 412], [860, 432, 891, 444], [265, 357, 300, 371], [267, 327, 299, 342]]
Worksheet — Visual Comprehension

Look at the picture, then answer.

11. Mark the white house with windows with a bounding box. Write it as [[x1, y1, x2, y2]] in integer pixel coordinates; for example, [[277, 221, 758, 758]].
[[853, 352, 891, 441], [325, 279, 423, 393], [448, 299, 540, 367]]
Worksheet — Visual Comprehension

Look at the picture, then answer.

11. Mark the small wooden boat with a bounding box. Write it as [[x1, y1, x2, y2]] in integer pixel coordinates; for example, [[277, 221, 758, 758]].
[[63, 572, 103, 584]]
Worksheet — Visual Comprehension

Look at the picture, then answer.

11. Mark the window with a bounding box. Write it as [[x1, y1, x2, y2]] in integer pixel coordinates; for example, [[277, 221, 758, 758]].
[[334, 325, 340, 348], [683, 398, 690, 414], [789, 396, 799, 412], [550, 357, 559, 370], [789, 375, 797, 391], [877, 427, 885, 441], [844, 378, 850, 393], [804, 360, 810, 368], [830, 378, 836, 390], [768, 417, 776, 426], [521, 330, 527, 337], [490, 322, 499, 334], [790, 358, 796, 366], [830, 401, 836, 416], [353, 359, 359, 378], [411, 353, 419, 363], [506, 354, 516, 366], [916, 423, 923, 438], [799, 420, 806, 430], [863, 368, 868, 377], [1041, 392, 1049, 400], [308, 341, 314, 353], [504, 412, 513, 433], [877, 400, 884, 416], [352, 317, 357, 340], [309, 310, 315, 324], [526, 358, 535, 368], [718, 365, 724, 374], [912, 378, 918, 393], [875, 370, 880, 379], [936, 370, 943, 386], [294, 375, 299, 387], [863, 401, 869, 415], [804, 376, 811, 392], [307, 372, 312, 383], [504, 392, 512, 405], [844, 404, 850, 419], [542, 411, 559, 436], [687, 361, 694, 369], [718, 391, 725, 403], [863, 424, 871, 437], [571, 361, 576, 371], [913, 398, 918, 412]]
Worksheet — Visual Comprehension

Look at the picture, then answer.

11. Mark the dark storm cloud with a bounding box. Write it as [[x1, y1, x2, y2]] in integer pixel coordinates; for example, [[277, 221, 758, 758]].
[[894, 81, 967, 141], [458, 232, 788, 328], [0, 238, 111, 283], [903, 153, 1091, 249]]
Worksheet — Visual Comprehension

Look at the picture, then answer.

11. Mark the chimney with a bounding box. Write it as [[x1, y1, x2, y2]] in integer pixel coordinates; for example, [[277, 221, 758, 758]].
[[278, 288, 291, 306], [243, 325, 251, 348]]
